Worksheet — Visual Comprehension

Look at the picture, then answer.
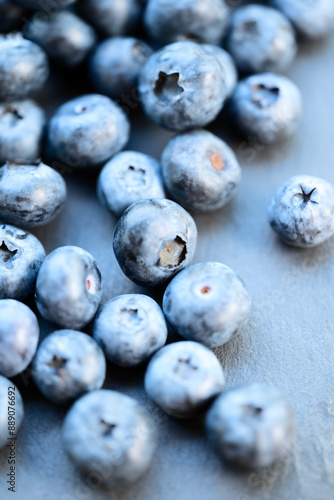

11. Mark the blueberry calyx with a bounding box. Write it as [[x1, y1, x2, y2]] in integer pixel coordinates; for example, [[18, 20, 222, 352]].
[[100, 419, 117, 437], [294, 185, 318, 208], [252, 84, 280, 108], [46, 355, 68, 372], [154, 72, 184, 104], [158, 236, 187, 268], [0, 241, 18, 268], [122, 165, 146, 187], [174, 356, 198, 376]]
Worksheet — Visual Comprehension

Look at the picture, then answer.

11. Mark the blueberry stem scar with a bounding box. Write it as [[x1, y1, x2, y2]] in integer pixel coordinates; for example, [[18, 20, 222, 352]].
[[294, 185, 318, 208]]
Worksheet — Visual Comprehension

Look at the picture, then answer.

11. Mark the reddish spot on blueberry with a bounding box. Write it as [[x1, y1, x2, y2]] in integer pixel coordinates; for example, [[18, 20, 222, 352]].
[[210, 153, 224, 171], [201, 286, 211, 294], [86, 280, 91, 290]]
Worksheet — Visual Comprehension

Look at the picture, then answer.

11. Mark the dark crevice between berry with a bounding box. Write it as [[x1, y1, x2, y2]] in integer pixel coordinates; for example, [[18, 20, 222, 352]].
[[251, 84, 280, 108], [122, 165, 146, 187], [46, 355, 68, 372], [158, 236, 187, 268], [100, 420, 117, 437], [154, 72, 184, 104], [294, 185, 318, 208], [0, 241, 18, 268]]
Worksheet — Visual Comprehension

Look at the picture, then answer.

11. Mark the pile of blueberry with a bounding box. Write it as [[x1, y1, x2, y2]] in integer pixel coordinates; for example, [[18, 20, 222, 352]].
[[0, 0, 333, 489]]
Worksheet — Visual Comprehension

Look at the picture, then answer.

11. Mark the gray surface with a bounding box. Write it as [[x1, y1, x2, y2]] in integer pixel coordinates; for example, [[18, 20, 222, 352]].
[[1, 35, 334, 500]]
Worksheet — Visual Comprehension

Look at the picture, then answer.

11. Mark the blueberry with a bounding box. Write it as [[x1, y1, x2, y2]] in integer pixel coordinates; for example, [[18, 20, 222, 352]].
[[97, 151, 166, 217], [230, 73, 302, 144], [271, 0, 334, 39], [205, 383, 296, 469], [161, 130, 241, 213], [144, 341, 225, 419], [46, 94, 130, 169], [0, 299, 39, 377], [225, 5, 297, 74], [0, 376, 24, 448], [35, 246, 102, 330], [144, 0, 229, 45], [138, 41, 227, 131], [77, 0, 142, 37], [0, 33, 49, 101], [62, 389, 156, 485], [202, 44, 238, 98], [113, 199, 197, 287], [0, 161, 67, 228], [24, 11, 97, 67], [15, 0, 77, 10], [0, 100, 46, 165], [32, 330, 106, 404], [0, 224, 45, 300], [163, 262, 252, 348], [269, 175, 334, 248], [0, 1, 26, 33], [90, 37, 153, 99], [93, 294, 168, 367]]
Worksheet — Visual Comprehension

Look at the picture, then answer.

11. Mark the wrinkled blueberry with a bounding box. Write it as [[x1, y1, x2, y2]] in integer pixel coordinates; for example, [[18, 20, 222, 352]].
[[46, 94, 130, 169], [0, 100, 46, 165], [35, 246, 102, 329], [97, 151, 165, 217], [202, 44, 238, 98], [163, 262, 252, 348], [0, 299, 39, 377], [78, 0, 142, 37], [161, 130, 241, 213], [144, 341, 225, 419], [113, 198, 197, 287], [0, 1, 26, 33], [269, 175, 334, 248], [24, 11, 97, 67], [32, 330, 106, 405], [0, 161, 67, 228], [138, 41, 227, 131], [144, 0, 229, 45], [62, 389, 156, 485], [0, 33, 49, 101], [0, 376, 24, 448], [0, 224, 45, 300], [271, 0, 334, 39], [93, 294, 168, 367], [90, 37, 153, 99], [205, 383, 296, 469], [225, 5, 296, 74], [230, 72, 302, 144]]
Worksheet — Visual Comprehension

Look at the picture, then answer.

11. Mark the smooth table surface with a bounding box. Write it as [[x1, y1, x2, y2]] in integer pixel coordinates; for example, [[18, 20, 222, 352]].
[[1, 34, 334, 500]]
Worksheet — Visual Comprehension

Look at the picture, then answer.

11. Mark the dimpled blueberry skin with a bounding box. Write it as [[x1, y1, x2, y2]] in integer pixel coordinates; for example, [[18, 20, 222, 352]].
[[225, 5, 296, 74], [78, 0, 141, 37], [202, 45, 238, 98], [46, 94, 130, 169], [230, 73, 302, 144], [90, 37, 153, 99], [271, 0, 334, 39], [138, 41, 227, 131], [93, 294, 168, 367], [0, 224, 45, 300], [16, 0, 77, 9], [268, 175, 334, 248], [32, 330, 106, 405], [205, 383, 296, 469], [0, 299, 39, 377], [0, 376, 24, 448], [145, 341, 225, 419], [0, 162, 67, 228], [144, 0, 229, 45], [24, 11, 97, 67], [97, 151, 166, 217], [0, 100, 46, 165], [163, 262, 252, 348], [35, 246, 102, 329], [62, 390, 156, 485], [113, 199, 197, 287], [161, 130, 241, 213], [0, 33, 49, 101]]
